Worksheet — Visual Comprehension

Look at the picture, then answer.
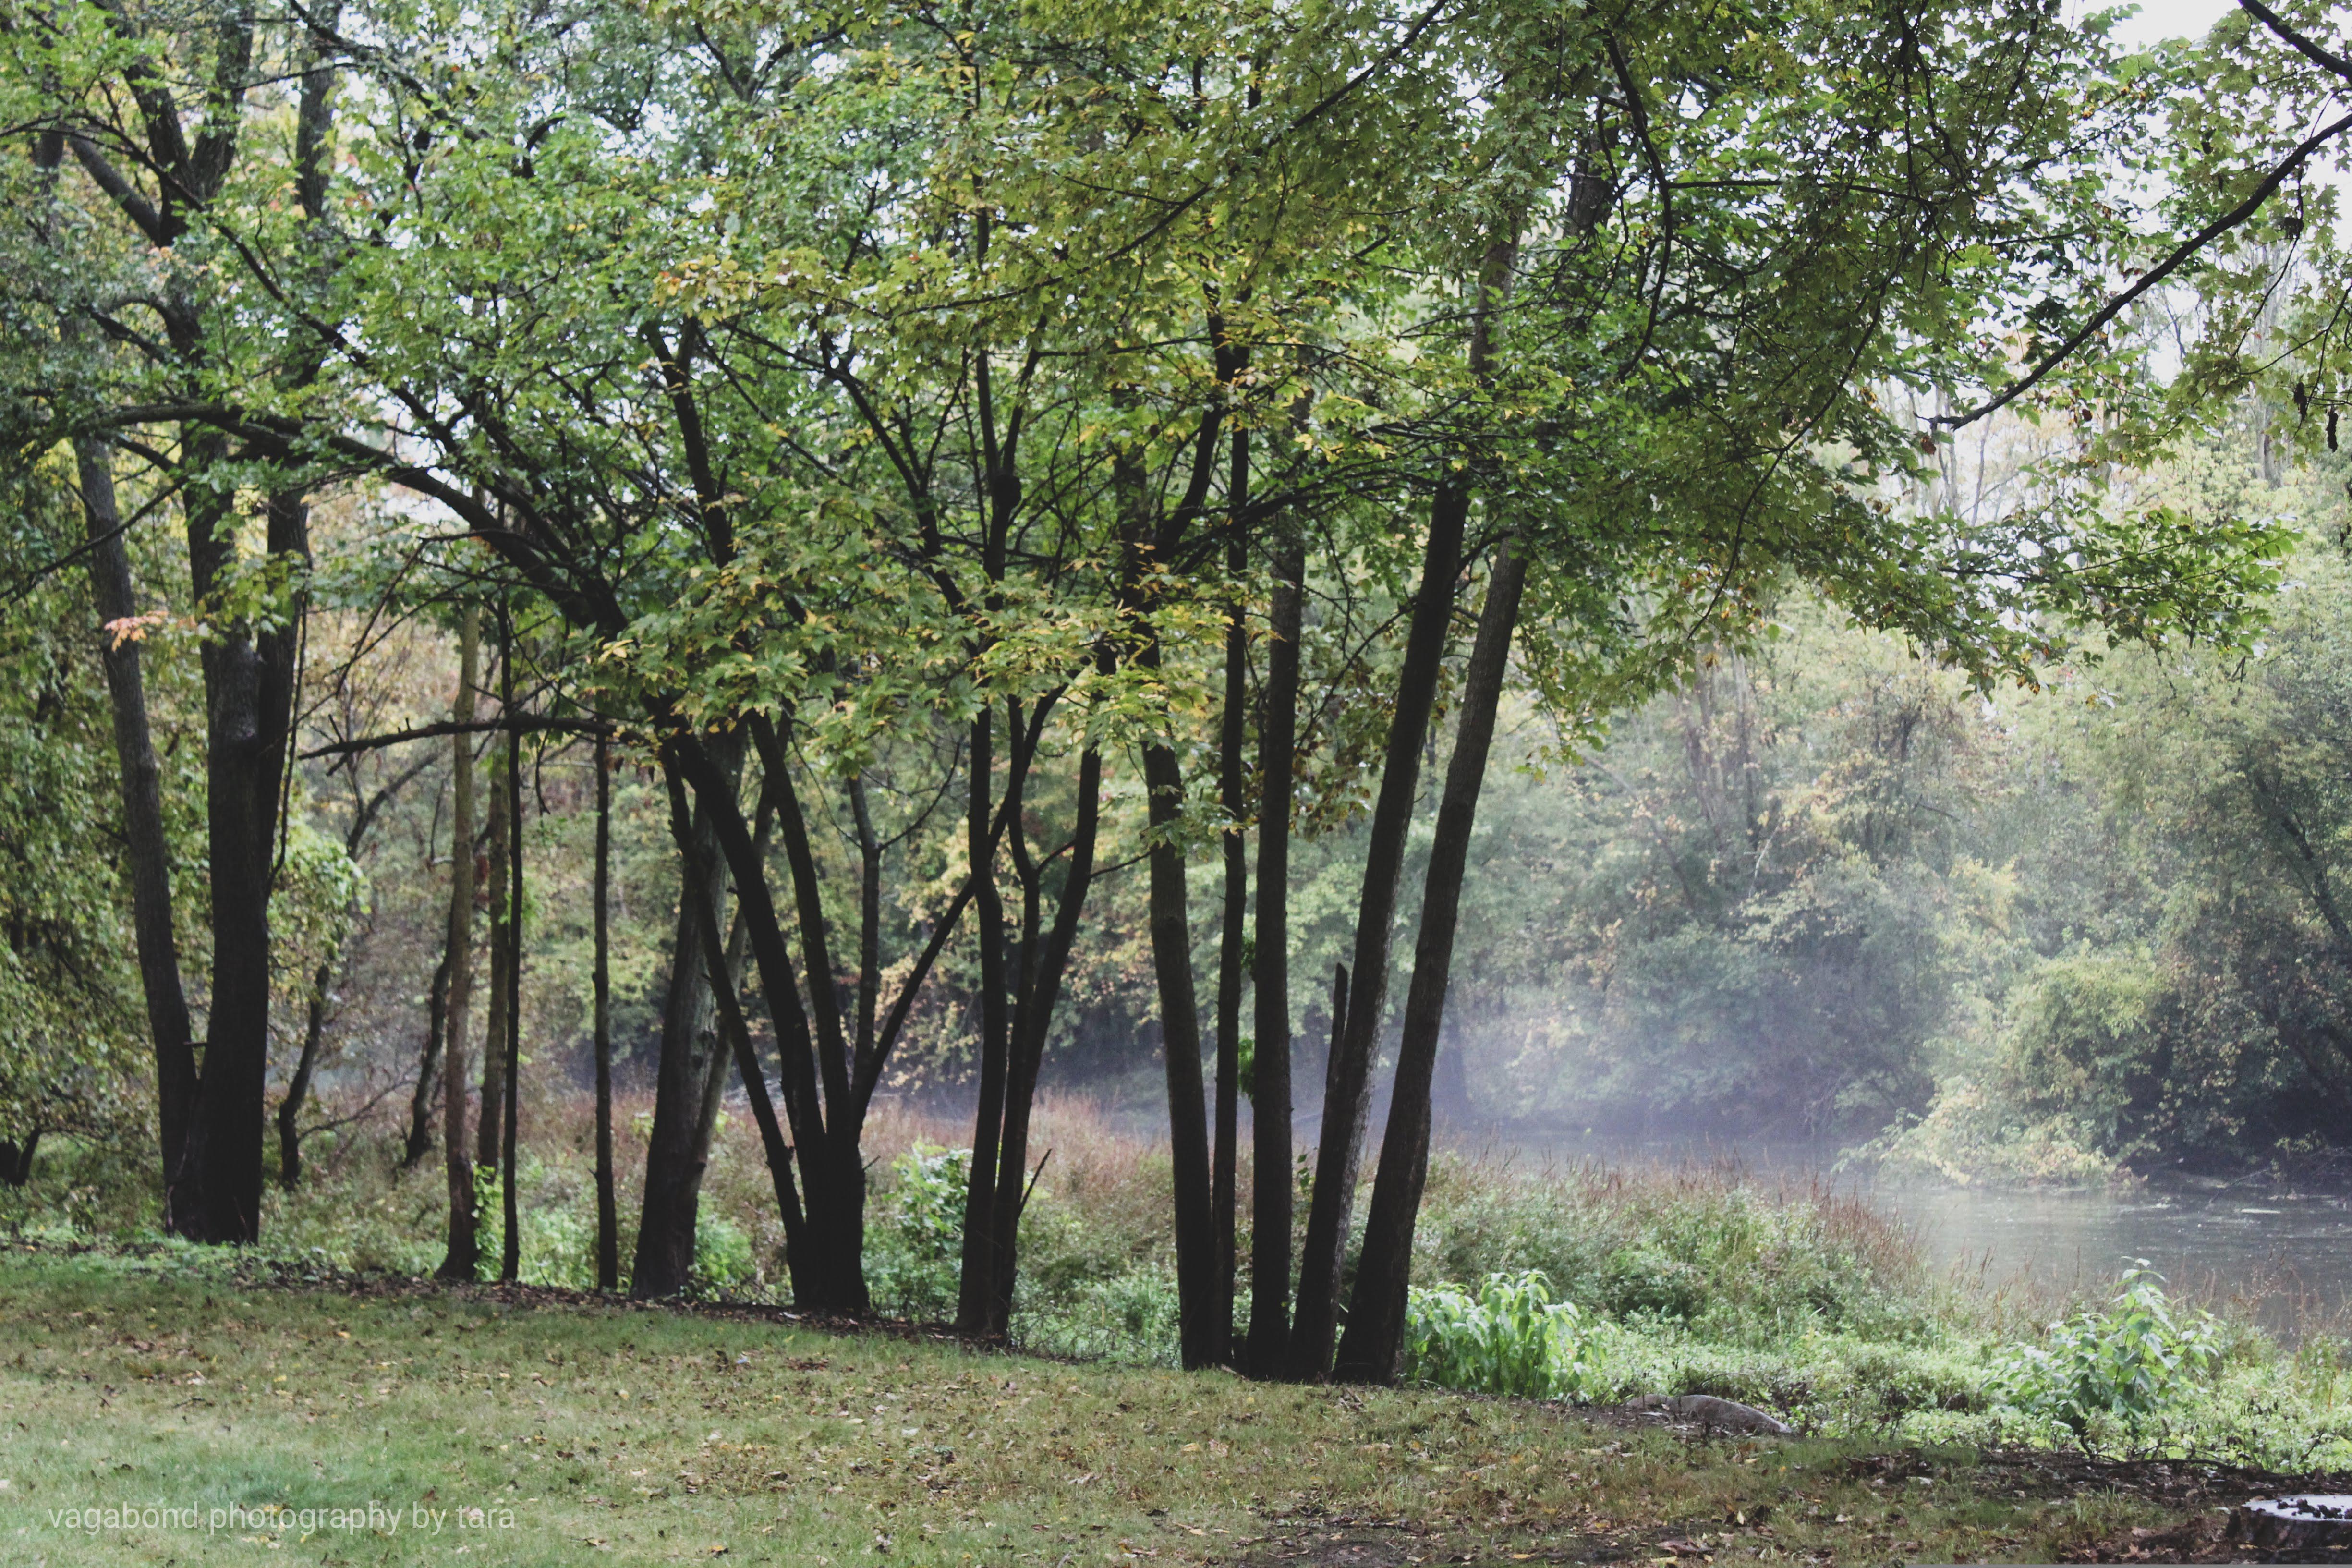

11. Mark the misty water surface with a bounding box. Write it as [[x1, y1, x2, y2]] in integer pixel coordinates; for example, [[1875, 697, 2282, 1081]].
[[1453, 1130, 2352, 1341]]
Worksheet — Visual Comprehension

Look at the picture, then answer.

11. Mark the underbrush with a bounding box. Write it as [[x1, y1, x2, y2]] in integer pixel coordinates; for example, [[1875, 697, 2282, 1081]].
[[7, 1091, 2352, 1465]]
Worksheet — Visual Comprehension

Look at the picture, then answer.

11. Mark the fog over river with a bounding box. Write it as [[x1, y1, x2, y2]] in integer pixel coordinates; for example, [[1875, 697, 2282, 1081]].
[[1452, 1131, 2352, 1342]]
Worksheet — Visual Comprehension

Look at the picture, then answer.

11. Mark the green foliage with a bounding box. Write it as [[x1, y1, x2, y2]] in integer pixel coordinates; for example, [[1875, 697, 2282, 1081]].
[[865, 1146, 969, 1321], [1401, 1270, 1602, 1400], [1997, 1266, 2219, 1437]]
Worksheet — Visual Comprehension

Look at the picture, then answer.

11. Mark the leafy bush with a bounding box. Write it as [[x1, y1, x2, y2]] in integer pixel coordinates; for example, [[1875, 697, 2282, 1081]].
[[1401, 1270, 1601, 1399], [1601, 1247, 1709, 1323], [865, 1145, 968, 1320], [1997, 1264, 2218, 1436], [691, 1214, 757, 1297], [1015, 1267, 1183, 1367]]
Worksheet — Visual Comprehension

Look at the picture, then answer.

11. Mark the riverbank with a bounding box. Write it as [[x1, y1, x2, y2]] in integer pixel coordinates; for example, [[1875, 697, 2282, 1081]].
[[0, 1246, 2328, 1567], [9, 1097, 2352, 1468]]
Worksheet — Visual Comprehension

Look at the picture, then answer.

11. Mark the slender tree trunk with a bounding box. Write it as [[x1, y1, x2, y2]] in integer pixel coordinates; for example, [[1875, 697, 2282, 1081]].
[[710, 911, 809, 1299], [1246, 526, 1305, 1374], [1212, 430, 1249, 1366], [956, 707, 1012, 1332], [594, 734, 618, 1291], [1286, 230, 1513, 1377], [985, 746, 1103, 1334], [633, 735, 744, 1298], [71, 439, 198, 1197], [402, 947, 452, 1169], [1335, 540, 1528, 1383], [661, 727, 872, 1313], [277, 959, 333, 1189], [438, 607, 482, 1280], [477, 709, 511, 1172], [499, 637, 523, 1284], [1141, 736, 1220, 1368], [1284, 482, 1467, 1378]]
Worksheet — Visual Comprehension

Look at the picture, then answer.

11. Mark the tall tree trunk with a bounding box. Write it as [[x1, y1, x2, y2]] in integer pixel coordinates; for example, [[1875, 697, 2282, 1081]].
[[173, 478, 308, 1243], [632, 734, 745, 1299], [956, 706, 1013, 1332], [1141, 735, 1219, 1368], [1246, 525, 1305, 1374], [1335, 539, 1528, 1383], [499, 636, 523, 1284], [71, 439, 198, 1197], [1212, 429, 1249, 1366], [985, 746, 1103, 1334], [594, 733, 618, 1292], [477, 693, 511, 1172], [1283, 481, 1466, 1378], [1286, 231, 1512, 1378], [402, 947, 452, 1169], [438, 607, 482, 1279]]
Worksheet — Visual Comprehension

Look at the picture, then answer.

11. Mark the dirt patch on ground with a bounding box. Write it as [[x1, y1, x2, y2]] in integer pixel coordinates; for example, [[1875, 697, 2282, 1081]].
[[2057, 1510, 2352, 1563], [1223, 1508, 1672, 1568]]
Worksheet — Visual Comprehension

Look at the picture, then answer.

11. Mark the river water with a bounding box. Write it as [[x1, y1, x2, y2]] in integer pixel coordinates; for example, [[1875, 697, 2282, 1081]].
[[1450, 1131, 2352, 1341]]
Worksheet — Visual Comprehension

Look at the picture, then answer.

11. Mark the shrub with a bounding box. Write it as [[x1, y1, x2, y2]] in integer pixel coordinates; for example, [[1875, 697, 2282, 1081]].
[[1401, 1270, 1602, 1399], [1601, 1246, 1709, 1323], [865, 1145, 968, 1320], [691, 1214, 757, 1297], [1997, 1264, 2218, 1436]]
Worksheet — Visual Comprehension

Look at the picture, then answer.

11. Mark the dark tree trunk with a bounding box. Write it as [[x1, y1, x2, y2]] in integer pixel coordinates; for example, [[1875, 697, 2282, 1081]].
[[438, 608, 482, 1280], [1284, 481, 1467, 1378], [1335, 540, 1528, 1383], [594, 734, 618, 1292], [985, 745, 1102, 1334], [1142, 737, 1220, 1368], [277, 960, 333, 1189], [499, 639, 523, 1284], [1246, 526, 1306, 1375], [956, 706, 1013, 1332], [0, 1131, 40, 1186], [660, 722, 888, 1313], [631, 732, 743, 1299], [402, 946, 452, 1170], [710, 908, 809, 1299], [477, 701, 511, 1173], [173, 480, 308, 1244], [72, 439, 198, 1193]]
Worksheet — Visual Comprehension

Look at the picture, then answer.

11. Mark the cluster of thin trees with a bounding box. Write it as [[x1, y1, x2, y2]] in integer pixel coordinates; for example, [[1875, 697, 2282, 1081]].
[[7, 0, 2344, 1384]]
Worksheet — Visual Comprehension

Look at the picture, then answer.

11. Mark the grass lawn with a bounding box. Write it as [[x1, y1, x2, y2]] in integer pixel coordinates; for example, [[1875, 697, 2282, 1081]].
[[0, 1249, 2231, 1568]]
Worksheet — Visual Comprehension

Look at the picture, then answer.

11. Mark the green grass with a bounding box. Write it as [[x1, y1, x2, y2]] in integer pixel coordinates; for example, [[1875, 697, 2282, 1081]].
[[0, 1246, 2207, 1567]]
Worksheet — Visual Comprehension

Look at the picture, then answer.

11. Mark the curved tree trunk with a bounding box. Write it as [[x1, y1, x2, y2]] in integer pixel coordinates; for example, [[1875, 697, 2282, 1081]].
[[1335, 539, 1528, 1383], [1284, 481, 1465, 1379]]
